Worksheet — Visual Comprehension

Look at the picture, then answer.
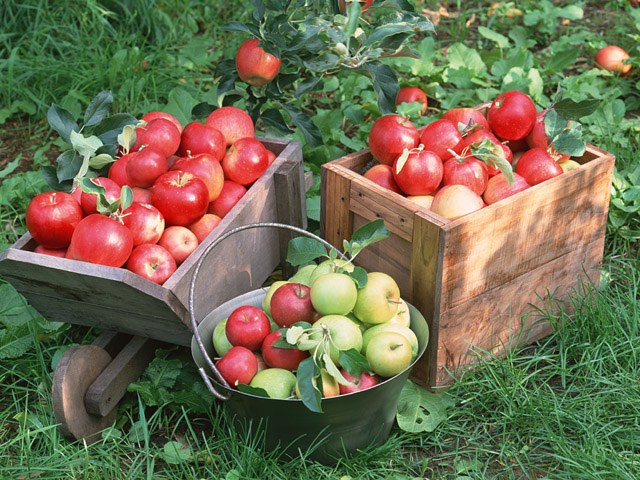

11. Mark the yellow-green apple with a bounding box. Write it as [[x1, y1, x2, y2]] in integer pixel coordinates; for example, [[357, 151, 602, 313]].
[[270, 282, 317, 327], [125, 243, 176, 285], [225, 305, 271, 351], [387, 299, 411, 328], [261, 280, 288, 316], [362, 323, 419, 361], [365, 332, 413, 377], [212, 318, 234, 356], [310, 314, 363, 363], [249, 368, 297, 399], [288, 264, 317, 286], [353, 272, 401, 324], [235, 38, 281, 87], [559, 159, 581, 172], [215, 345, 259, 388], [261, 330, 309, 371], [310, 272, 358, 315], [308, 258, 354, 286], [295, 369, 340, 398]]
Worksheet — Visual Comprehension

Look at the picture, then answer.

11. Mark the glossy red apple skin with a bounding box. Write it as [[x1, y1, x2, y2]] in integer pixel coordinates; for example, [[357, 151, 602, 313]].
[[215, 346, 259, 388], [235, 38, 281, 87], [442, 155, 489, 196], [171, 153, 225, 202], [79, 177, 121, 216], [225, 305, 271, 351], [221, 137, 269, 186], [150, 170, 209, 226], [141, 111, 183, 133], [338, 369, 380, 395], [261, 330, 309, 372], [395, 86, 428, 114], [132, 187, 152, 204], [26, 192, 84, 249], [392, 149, 443, 196], [208, 181, 247, 218], [363, 164, 403, 194], [595, 45, 632, 75], [131, 118, 181, 158], [442, 108, 489, 130], [126, 148, 169, 189], [420, 118, 464, 161], [483, 172, 531, 205], [269, 283, 317, 327], [157, 225, 198, 266], [515, 147, 563, 186], [205, 106, 255, 146], [125, 243, 177, 284], [122, 202, 165, 246], [368, 115, 420, 166], [187, 213, 222, 243], [177, 122, 226, 160], [108, 153, 134, 186], [487, 90, 537, 141]]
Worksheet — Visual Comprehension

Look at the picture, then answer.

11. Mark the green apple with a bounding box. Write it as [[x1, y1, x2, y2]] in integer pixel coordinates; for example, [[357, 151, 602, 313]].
[[249, 368, 297, 399], [295, 368, 340, 398], [212, 319, 233, 356], [310, 272, 358, 316], [365, 332, 413, 378], [262, 280, 288, 316], [288, 264, 317, 286], [308, 258, 355, 286], [310, 314, 363, 363], [387, 299, 411, 328], [353, 272, 401, 324], [362, 323, 418, 361]]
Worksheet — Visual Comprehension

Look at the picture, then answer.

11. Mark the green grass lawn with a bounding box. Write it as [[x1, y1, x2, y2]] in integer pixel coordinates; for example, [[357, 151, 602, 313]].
[[1, 1, 639, 478]]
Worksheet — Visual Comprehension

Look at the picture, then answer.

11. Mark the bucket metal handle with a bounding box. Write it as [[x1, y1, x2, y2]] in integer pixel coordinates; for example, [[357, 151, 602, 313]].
[[188, 222, 346, 401]]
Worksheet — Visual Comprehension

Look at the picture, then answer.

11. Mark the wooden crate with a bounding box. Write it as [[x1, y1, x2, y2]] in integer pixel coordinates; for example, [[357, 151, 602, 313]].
[[321, 143, 614, 387], [0, 138, 305, 347]]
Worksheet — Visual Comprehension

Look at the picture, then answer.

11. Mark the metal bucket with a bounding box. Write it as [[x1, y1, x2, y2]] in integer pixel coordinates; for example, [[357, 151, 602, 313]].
[[189, 223, 429, 464]]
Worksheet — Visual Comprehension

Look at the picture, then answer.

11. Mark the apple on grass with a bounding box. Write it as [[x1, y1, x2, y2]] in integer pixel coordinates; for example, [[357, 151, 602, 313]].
[[261, 330, 309, 371], [269, 282, 317, 327], [249, 368, 296, 399], [365, 332, 413, 378], [125, 243, 176, 285], [225, 305, 271, 351], [310, 272, 358, 316], [158, 226, 198, 266], [338, 369, 380, 395], [353, 272, 401, 325], [215, 345, 259, 388], [212, 319, 234, 356]]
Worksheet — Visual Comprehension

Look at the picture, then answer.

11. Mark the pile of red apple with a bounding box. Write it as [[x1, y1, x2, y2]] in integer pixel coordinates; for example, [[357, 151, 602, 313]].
[[366, 89, 582, 220], [25, 106, 277, 285], [211, 259, 419, 400]]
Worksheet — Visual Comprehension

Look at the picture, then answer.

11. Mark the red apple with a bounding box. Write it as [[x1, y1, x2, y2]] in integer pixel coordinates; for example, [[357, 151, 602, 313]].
[[338, 369, 380, 394], [338, 0, 374, 12], [442, 154, 489, 195], [108, 153, 134, 186], [487, 90, 537, 141], [122, 202, 165, 245], [419, 118, 464, 161], [205, 106, 255, 146], [431, 184, 485, 220], [171, 153, 225, 202], [395, 86, 428, 115], [126, 148, 169, 188], [132, 187, 152, 204], [392, 148, 443, 196], [225, 305, 271, 351], [265, 148, 277, 166], [125, 243, 176, 284], [141, 111, 183, 133], [34, 245, 68, 258], [221, 137, 269, 186], [368, 115, 420, 166], [157, 225, 198, 265], [150, 170, 209, 226], [363, 164, 403, 194], [595, 45, 632, 75], [177, 122, 226, 160], [483, 172, 531, 205], [132, 118, 181, 158], [208, 180, 247, 218], [269, 283, 317, 327], [187, 213, 222, 243], [442, 107, 490, 130], [235, 38, 281, 87], [215, 345, 259, 388], [515, 147, 563, 185], [26, 191, 84, 249], [80, 177, 121, 216], [526, 110, 570, 162], [261, 330, 309, 371]]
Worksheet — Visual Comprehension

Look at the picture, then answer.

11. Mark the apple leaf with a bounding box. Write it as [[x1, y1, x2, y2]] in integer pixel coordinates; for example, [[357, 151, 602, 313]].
[[294, 331, 322, 352], [285, 325, 306, 345], [237, 384, 270, 398], [338, 349, 370, 376], [543, 108, 567, 143], [554, 98, 600, 120], [79, 177, 106, 197], [395, 380, 455, 433], [552, 122, 586, 157], [286, 237, 328, 266], [322, 353, 354, 387], [55, 150, 83, 182], [470, 138, 514, 185], [83, 90, 113, 127], [296, 357, 323, 413], [345, 218, 390, 260], [120, 185, 133, 211], [88, 153, 114, 170], [347, 266, 368, 288], [394, 148, 410, 175], [47, 103, 79, 143]]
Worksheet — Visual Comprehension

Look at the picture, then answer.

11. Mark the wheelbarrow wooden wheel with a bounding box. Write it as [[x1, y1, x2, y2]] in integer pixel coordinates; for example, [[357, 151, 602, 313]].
[[52, 345, 116, 444]]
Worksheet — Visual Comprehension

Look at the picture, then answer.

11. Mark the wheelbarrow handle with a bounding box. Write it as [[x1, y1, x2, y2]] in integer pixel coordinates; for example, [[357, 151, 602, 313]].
[[188, 222, 347, 401]]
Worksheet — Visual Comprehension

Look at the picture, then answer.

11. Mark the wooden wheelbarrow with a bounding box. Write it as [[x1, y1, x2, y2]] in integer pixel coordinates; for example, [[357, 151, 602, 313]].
[[0, 138, 306, 443]]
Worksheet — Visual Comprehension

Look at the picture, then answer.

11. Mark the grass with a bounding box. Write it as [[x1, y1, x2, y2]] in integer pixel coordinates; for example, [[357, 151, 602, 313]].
[[1, 0, 640, 478]]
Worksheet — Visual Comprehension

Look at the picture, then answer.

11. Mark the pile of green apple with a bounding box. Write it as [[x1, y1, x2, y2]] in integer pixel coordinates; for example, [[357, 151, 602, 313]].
[[211, 258, 419, 408]]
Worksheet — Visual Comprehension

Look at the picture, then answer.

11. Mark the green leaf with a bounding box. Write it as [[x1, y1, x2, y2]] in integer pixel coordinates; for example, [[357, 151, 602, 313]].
[[70, 130, 103, 161], [364, 24, 415, 49], [338, 348, 370, 376], [296, 357, 323, 413], [287, 236, 329, 266], [349, 218, 390, 249], [237, 384, 270, 397], [56, 150, 83, 182], [396, 381, 455, 433], [543, 109, 567, 142], [93, 113, 138, 145], [89, 154, 114, 169], [470, 139, 514, 185], [120, 185, 134, 211], [283, 105, 323, 147], [295, 77, 324, 97], [83, 91, 113, 127], [286, 325, 306, 345], [47, 104, 79, 143], [261, 108, 294, 135], [478, 26, 509, 49], [322, 353, 353, 387], [224, 22, 261, 37], [344, 0, 362, 40], [347, 266, 368, 288], [356, 62, 399, 115], [160, 441, 193, 465], [554, 98, 600, 119], [79, 177, 106, 197], [118, 124, 137, 153], [165, 88, 198, 127], [552, 124, 586, 157], [306, 195, 321, 222], [0, 324, 33, 360]]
